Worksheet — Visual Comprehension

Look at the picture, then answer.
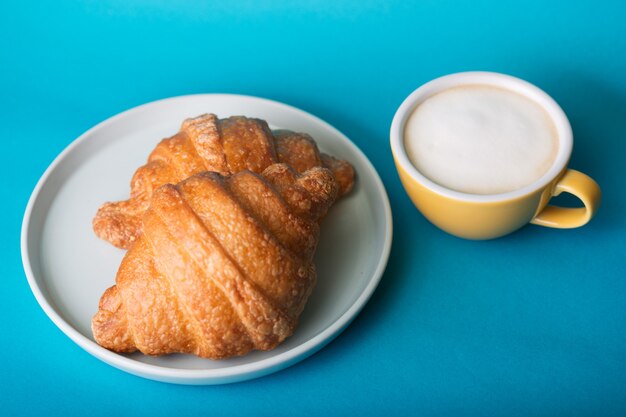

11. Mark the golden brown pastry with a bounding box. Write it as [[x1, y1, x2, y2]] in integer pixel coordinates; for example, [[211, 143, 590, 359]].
[[92, 164, 338, 359], [93, 114, 354, 249]]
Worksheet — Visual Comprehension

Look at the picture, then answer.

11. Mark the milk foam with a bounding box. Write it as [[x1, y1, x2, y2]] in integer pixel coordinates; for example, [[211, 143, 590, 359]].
[[404, 85, 558, 195]]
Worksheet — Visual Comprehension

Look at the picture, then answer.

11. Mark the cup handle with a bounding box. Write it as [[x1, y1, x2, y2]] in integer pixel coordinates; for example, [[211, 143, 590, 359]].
[[531, 169, 601, 228]]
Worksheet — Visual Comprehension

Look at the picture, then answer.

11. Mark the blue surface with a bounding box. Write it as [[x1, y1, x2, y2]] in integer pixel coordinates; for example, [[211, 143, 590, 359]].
[[2, 1, 626, 415]]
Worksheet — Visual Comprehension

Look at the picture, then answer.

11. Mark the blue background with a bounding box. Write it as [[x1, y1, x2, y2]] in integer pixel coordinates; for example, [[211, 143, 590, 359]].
[[2, 1, 625, 415]]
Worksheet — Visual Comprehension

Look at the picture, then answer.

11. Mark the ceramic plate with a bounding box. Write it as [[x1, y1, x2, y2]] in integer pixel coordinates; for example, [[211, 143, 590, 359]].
[[21, 94, 392, 385]]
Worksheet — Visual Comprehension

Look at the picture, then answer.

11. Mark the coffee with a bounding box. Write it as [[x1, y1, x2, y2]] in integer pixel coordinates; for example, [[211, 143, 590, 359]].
[[404, 85, 559, 194]]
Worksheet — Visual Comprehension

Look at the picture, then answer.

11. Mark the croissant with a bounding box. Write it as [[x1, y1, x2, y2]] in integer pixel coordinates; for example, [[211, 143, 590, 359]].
[[93, 113, 354, 249], [92, 164, 339, 359]]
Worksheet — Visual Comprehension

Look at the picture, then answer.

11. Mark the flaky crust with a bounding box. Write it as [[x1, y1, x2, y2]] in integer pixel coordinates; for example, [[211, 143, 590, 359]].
[[93, 114, 354, 249], [92, 164, 339, 359]]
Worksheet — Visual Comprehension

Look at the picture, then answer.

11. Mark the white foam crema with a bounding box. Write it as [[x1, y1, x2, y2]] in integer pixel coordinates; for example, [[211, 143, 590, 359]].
[[404, 85, 559, 195]]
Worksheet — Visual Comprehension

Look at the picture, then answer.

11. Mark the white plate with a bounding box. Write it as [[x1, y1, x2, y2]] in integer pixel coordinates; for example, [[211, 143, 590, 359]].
[[21, 94, 392, 385]]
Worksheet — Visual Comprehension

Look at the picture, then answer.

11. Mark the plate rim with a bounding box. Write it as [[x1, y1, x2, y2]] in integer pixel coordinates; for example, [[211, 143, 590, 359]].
[[20, 93, 393, 384]]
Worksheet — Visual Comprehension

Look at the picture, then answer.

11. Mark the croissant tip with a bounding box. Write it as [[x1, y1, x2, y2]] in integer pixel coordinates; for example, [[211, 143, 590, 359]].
[[181, 113, 218, 127], [93, 206, 140, 250], [92, 286, 137, 353]]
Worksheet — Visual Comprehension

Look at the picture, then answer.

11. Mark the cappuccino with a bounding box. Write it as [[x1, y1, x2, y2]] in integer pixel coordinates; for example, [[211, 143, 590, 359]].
[[404, 85, 559, 194]]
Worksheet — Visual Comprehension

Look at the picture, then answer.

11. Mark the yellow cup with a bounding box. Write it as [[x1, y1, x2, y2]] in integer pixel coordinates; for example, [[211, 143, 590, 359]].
[[390, 72, 601, 240]]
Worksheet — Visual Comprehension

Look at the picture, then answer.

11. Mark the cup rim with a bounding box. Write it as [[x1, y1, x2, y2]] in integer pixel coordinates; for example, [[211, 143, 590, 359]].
[[390, 71, 573, 203]]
